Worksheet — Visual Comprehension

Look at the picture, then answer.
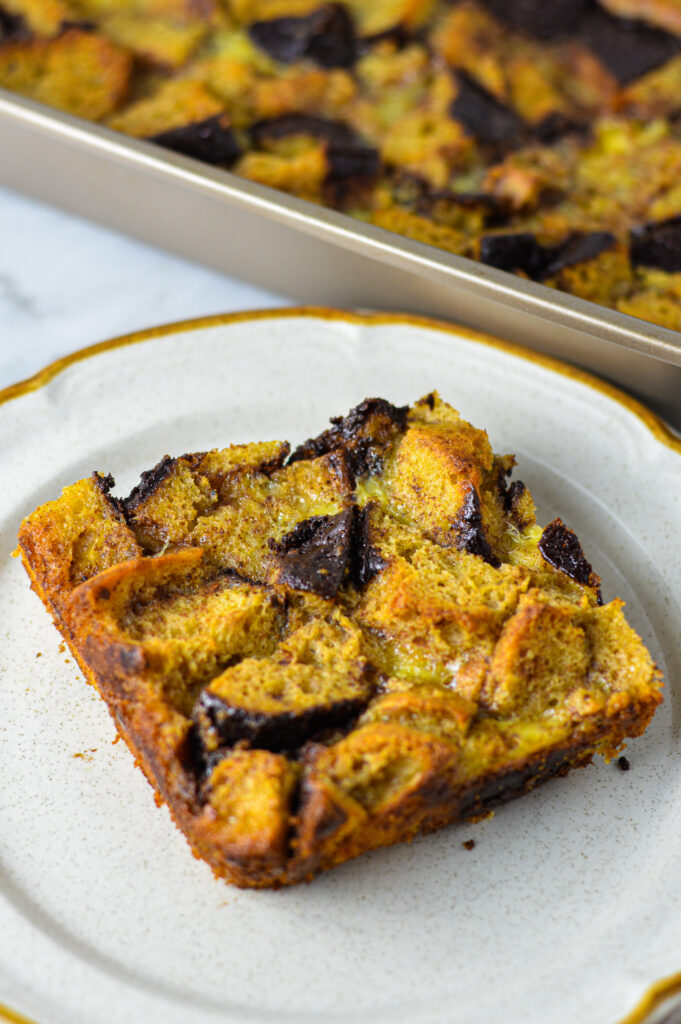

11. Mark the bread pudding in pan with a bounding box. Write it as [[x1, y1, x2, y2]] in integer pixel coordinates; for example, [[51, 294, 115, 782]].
[[5, 1, 681, 328], [18, 394, 663, 887]]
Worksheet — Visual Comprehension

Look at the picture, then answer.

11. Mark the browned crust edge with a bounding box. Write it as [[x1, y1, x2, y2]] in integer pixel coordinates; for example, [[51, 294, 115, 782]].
[[21, 531, 660, 888]]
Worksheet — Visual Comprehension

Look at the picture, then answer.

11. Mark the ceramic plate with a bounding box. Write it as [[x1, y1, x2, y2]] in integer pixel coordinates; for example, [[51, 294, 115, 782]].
[[1, 309, 680, 1024]]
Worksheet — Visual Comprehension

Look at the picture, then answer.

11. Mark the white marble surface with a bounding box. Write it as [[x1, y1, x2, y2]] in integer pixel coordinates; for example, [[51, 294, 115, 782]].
[[0, 184, 287, 391]]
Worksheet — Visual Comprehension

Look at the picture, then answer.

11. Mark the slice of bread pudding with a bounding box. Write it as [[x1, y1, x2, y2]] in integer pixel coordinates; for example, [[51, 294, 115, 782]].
[[17, 393, 662, 887]]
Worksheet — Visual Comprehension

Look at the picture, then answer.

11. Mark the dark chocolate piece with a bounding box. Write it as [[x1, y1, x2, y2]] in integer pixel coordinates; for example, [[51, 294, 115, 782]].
[[388, 170, 504, 221], [452, 485, 501, 567], [497, 467, 528, 524], [325, 140, 380, 183], [349, 505, 387, 587], [462, 839, 476, 850], [251, 114, 356, 147], [288, 397, 408, 477], [446, 190, 504, 211], [533, 111, 586, 144], [249, 3, 356, 68], [618, 755, 631, 771], [481, 231, 616, 280], [0, 6, 28, 37], [499, 478, 534, 530], [507, 481, 530, 526], [543, 231, 616, 276], [179, 450, 208, 468], [305, 798, 349, 841], [60, 19, 97, 33], [505, 479, 525, 511], [149, 115, 241, 167], [273, 508, 354, 598], [538, 518, 596, 587], [358, 23, 413, 52], [418, 189, 506, 224], [305, 3, 356, 67], [450, 71, 525, 147], [193, 689, 366, 754], [93, 471, 116, 495], [479, 0, 590, 39], [479, 233, 550, 278], [251, 114, 379, 194], [580, 8, 681, 84], [459, 742, 593, 819], [630, 215, 681, 271], [92, 471, 128, 520], [123, 455, 176, 514]]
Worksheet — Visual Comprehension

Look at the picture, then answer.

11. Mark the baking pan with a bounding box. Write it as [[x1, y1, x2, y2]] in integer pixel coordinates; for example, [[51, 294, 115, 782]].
[[1, 87, 680, 426]]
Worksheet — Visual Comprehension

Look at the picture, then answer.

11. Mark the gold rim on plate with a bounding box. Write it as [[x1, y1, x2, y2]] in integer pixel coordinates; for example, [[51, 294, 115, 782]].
[[0, 306, 679, 1024]]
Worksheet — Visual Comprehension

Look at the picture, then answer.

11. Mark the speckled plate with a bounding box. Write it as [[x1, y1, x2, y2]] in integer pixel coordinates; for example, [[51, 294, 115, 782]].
[[1, 309, 681, 1024]]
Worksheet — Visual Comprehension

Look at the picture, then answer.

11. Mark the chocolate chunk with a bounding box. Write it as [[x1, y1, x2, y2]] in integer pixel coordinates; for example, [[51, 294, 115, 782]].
[[533, 111, 586, 143], [500, 478, 534, 530], [479, 0, 590, 39], [123, 455, 176, 514], [543, 231, 616, 276], [630, 215, 681, 271], [289, 397, 408, 477], [580, 8, 681, 84], [0, 6, 28, 37], [326, 140, 380, 182], [388, 170, 504, 221], [462, 838, 476, 850], [505, 479, 525, 511], [251, 115, 379, 195], [149, 115, 241, 167], [507, 480, 526, 514], [481, 231, 615, 281], [450, 71, 525, 147], [452, 485, 501, 567], [497, 468, 531, 527], [480, 233, 550, 278], [93, 471, 116, 495], [305, 3, 356, 67], [60, 19, 97, 33], [308, 799, 349, 840], [92, 471, 129, 520], [617, 755, 631, 771], [273, 508, 354, 598], [323, 449, 355, 495], [539, 518, 596, 587], [447, 191, 503, 211], [358, 23, 413, 52], [193, 689, 366, 754], [349, 505, 387, 587], [418, 189, 506, 224], [251, 114, 356, 147], [331, 397, 408, 445], [270, 515, 328, 552], [249, 3, 356, 68]]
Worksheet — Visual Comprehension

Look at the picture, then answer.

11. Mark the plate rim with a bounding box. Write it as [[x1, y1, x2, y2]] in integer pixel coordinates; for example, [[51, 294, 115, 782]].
[[1, 304, 680, 1024], [1, 305, 679, 458]]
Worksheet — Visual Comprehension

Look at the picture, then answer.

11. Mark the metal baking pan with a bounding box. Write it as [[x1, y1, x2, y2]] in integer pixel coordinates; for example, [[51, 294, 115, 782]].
[[1, 87, 681, 425]]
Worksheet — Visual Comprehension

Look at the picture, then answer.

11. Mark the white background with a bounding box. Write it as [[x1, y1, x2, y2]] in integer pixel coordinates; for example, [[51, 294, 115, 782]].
[[0, 184, 287, 389]]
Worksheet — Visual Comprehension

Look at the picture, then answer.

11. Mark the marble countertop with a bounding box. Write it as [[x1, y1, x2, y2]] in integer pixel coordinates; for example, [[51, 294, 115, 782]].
[[0, 184, 287, 391]]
